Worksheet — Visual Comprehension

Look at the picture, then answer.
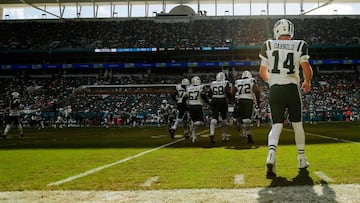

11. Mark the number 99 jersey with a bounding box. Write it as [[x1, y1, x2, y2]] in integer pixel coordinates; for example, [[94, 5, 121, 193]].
[[259, 39, 310, 87]]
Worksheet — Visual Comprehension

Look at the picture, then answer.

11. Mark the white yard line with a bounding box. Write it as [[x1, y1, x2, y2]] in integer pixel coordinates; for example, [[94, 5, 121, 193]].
[[47, 138, 185, 186], [234, 174, 245, 185], [47, 128, 211, 187], [314, 171, 334, 182], [283, 128, 359, 144], [141, 176, 160, 187]]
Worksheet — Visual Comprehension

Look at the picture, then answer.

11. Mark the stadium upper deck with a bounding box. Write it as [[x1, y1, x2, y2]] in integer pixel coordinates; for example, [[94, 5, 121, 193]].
[[0, 16, 359, 68]]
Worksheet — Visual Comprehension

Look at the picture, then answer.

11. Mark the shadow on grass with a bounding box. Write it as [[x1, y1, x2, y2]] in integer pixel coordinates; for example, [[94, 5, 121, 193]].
[[258, 169, 337, 202]]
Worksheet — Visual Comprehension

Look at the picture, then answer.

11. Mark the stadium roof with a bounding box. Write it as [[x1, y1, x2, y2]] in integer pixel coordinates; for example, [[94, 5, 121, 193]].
[[1, 0, 358, 19], [1, 0, 358, 5]]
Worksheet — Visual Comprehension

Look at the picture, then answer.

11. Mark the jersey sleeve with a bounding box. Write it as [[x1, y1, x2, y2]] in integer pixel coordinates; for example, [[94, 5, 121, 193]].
[[299, 41, 310, 63], [259, 40, 269, 60]]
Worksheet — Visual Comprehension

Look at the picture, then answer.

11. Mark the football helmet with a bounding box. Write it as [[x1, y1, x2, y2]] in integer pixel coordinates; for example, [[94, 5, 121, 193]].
[[273, 19, 294, 40], [162, 99, 167, 104], [11, 92, 20, 99], [216, 72, 226, 81], [191, 76, 201, 86], [181, 78, 190, 86], [242, 71, 252, 79]]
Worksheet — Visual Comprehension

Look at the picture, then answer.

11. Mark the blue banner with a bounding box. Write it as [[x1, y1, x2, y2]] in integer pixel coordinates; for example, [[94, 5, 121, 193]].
[[1, 59, 359, 70]]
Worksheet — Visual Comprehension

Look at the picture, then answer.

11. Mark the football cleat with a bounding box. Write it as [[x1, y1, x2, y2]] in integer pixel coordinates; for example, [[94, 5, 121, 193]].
[[184, 133, 190, 140], [247, 134, 254, 144], [298, 155, 310, 169], [192, 135, 198, 143], [266, 153, 276, 179], [169, 128, 175, 140], [222, 135, 229, 142], [209, 135, 215, 144], [19, 133, 23, 139], [1, 134, 6, 140]]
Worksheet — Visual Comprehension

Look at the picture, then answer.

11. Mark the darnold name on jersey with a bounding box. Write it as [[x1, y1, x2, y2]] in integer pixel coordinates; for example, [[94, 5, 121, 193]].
[[273, 42, 295, 50]]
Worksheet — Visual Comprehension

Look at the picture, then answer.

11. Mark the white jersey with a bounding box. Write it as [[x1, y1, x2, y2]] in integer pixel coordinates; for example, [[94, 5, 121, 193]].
[[175, 84, 187, 104], [9, 98, 21, 116], [234, 78, 256, 100], [186, 84, 205, 106], [259, 39, 310, 87], [210, 80, 229, 99], [160, 104, 170, 115]]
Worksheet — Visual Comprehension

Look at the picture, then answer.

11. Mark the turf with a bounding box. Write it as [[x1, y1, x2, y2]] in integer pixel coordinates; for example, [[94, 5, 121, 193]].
[[0, 121, 359, 191]]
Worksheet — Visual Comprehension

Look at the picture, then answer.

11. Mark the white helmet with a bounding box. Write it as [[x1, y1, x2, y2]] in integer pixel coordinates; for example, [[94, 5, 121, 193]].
[[242, 71, 252, 79], [162, 99, 167, 104], [11, 92, 20, 99], [273, 19, 294, 40], [216, 72, 226, 81], [181, 78, 190, 86], [191, 76, 201, 86]]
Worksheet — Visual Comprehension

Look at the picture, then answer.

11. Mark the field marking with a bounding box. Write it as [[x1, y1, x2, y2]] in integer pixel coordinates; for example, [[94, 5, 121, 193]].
[[3, 184, 360, 202], [314, 171, 334, 182], [283, 129, 359, 144], [234, 174, 245, 185], [47, 138, 185, 187], [141, 176, 160, 187]]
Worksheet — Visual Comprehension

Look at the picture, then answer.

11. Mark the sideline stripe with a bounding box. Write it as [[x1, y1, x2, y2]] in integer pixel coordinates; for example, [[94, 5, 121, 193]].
[[314, 171, 334, 182], [234, 174, 245, 185], [47, 138, 185, 186], [141, 176, 160, 187], [283, 128, 358, 144]]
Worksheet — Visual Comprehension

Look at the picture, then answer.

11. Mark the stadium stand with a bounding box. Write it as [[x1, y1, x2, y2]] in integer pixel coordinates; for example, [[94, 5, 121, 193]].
[[0, 17, 359, 50], [0, 16, 359, 127]]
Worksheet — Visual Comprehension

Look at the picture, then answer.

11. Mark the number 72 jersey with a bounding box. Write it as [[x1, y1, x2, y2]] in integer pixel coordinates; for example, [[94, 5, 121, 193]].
[[259, 39, 310, 87]]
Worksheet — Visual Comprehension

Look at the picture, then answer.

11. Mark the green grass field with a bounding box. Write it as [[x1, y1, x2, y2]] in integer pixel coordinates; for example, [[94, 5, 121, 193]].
[[1, 121, 359, 194]]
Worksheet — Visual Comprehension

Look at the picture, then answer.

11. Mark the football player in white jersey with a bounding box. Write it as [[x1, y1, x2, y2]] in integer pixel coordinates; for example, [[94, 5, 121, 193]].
[[160, 99, 170, 125], [231, 70, 260, 144], [2, 92, 24, 139], [209, 72, 231, 143], [184, 76, 209, 143], [259, 19, 313, 179], [169, 78, 191, 140]]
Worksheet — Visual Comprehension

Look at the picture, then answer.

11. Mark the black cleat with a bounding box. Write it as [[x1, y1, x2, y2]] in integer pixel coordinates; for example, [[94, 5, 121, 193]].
[[169, 128, 175, 139], [19, 133, 24, 139], [1, 134, 6, 140], [184, 133, 190, 140], [247, 134, 254, 144], [266, 163, 276, 179], [209, 135, 215, 144]]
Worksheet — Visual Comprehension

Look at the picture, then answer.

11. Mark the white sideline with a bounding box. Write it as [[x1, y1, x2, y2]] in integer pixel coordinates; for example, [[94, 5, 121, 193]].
[[47, 138, 185, 186]]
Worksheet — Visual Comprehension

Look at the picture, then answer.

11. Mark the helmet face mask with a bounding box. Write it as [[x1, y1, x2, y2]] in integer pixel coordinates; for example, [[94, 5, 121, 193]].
[[242, 71, 252, 79], [191, 76, 201, 86], [216, 72, 226, 81], [273, 19, 294, 40], [181, 78, 190, 86]]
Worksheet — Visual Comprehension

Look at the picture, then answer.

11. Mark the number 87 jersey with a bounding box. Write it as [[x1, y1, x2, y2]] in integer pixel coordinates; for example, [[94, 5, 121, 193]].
[[259, 39, 310, 87]]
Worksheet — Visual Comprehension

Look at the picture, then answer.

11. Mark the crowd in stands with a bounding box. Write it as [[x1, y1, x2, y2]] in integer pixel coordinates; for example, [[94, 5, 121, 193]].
[[0, 69, 359, 128], [1, 16, 359, 127], [0, 17, 359, 50]]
